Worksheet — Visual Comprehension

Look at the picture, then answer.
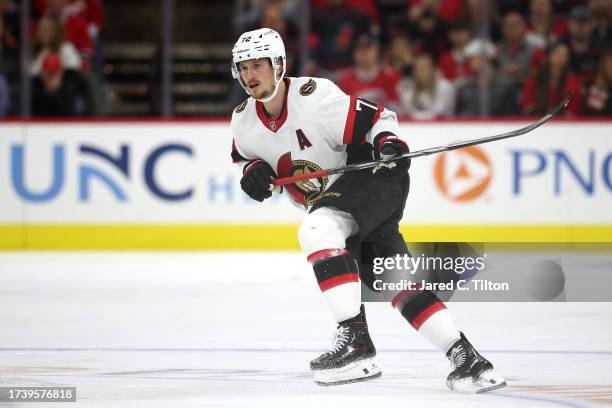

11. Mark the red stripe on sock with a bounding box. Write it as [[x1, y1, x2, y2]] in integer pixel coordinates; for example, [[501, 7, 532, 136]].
[[391, 290, 412, 309], [307, 248, 348, 264], [318, 272, 359, 292], [391, 283, 424, 309], [411, 302, 446, 330]]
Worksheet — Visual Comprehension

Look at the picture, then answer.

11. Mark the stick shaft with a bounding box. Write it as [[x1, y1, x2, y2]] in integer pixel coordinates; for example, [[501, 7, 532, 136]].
[[272, 93, 572, 187]]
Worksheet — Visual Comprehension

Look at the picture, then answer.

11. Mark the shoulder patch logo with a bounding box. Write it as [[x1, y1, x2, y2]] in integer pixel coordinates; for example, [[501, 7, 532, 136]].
[[234, 100, 247, 113], [299, 79, 317, 96]]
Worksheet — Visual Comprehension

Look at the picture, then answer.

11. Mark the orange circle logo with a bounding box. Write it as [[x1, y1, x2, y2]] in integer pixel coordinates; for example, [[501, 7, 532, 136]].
[[434, 146, 493, 202]]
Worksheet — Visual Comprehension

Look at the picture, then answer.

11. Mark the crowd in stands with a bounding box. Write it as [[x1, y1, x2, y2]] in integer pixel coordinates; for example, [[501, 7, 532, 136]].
[[0, 0, 103, 117], [1, 0, 610, 117], [254, 0, 611, 118]]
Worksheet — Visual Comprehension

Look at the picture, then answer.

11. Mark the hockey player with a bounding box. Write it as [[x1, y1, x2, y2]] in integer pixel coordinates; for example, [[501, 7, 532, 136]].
[[230, 28, 506, 393]]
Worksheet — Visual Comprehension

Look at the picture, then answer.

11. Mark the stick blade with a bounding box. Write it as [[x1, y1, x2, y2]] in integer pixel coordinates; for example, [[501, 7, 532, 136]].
[[554, 91, 573, 114]]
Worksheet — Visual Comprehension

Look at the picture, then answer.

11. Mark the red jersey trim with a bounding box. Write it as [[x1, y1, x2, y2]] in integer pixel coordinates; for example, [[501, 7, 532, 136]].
[[342, 96, 357, 144]]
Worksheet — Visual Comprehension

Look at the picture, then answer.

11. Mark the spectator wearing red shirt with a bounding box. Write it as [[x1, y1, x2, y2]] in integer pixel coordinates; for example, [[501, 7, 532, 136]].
[[438, 19, 473, 83], [520, 42, 581, 115], [338, 33, 402, 111]]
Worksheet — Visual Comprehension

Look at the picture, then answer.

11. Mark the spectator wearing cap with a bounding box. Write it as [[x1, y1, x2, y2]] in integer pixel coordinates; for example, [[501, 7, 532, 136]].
[[526, 0, 567, 48], [32, 52, 90, 116], [31, 15, 81, 76], [520, 42, 581, 115], [456, 39, 518, 116], [584, 50, 612, 115], [565, 5, 602, 87], [438, 19, 473, 83], [338, 33, 402, 111], [498, 11, 538, 89], [398, 53, 455, 119]]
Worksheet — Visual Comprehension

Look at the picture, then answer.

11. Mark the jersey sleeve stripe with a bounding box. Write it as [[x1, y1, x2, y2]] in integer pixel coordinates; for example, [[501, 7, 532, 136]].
[[343, 96, 385, 145], [342, 96, 357, 145]]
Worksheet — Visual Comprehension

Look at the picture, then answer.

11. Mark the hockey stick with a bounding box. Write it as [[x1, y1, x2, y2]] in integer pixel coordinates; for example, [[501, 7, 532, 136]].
[[272, 92, 572, 187]]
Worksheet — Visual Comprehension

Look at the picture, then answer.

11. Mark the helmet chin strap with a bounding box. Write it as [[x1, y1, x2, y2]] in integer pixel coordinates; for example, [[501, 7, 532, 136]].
[[253, 76, 283, 103]]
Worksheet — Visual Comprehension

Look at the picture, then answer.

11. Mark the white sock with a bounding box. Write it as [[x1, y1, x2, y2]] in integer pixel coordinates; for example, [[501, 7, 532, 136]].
[[321, 281, 361, 322], [417, 308, 461, 353]]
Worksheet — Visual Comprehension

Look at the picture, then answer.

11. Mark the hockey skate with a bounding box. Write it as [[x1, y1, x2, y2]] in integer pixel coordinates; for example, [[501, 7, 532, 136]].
[[311, 306, 381, 386], [446, 332, 507, 393]]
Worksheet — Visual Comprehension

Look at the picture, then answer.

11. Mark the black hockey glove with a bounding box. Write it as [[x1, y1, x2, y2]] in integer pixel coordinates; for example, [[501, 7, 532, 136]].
[[372, 133, 410, 178], [241, 159, 277, 202]]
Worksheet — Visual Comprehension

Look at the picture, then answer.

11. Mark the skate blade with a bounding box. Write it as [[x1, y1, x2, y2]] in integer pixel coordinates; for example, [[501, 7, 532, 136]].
[[314, 357, 382, 386], [448, 369, 507, 394]]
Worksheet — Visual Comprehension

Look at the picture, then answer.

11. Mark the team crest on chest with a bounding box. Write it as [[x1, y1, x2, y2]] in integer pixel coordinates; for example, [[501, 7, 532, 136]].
[[290, 160, 329, 206], [269, 120, 277, 131], [234, 99, 247, 113], [299, 79, 317, 96]]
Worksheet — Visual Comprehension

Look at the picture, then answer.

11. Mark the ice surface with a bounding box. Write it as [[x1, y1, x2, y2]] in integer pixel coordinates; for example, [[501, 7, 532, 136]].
[[0, 252, 611, 407]]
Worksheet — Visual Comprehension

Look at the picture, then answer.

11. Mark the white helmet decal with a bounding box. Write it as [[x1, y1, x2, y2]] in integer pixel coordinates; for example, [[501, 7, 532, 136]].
[[231, 28, 287, 103]]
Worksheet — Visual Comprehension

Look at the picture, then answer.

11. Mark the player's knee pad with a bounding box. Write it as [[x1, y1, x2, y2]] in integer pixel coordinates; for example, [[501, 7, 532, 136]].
[[298, 207, 357, 258]]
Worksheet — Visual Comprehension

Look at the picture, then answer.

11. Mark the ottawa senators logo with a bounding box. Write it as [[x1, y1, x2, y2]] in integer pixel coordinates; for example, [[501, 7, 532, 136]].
[[299, 79, 317, 96], [234, 99, 247, 113], [290, 160, 328, 206]]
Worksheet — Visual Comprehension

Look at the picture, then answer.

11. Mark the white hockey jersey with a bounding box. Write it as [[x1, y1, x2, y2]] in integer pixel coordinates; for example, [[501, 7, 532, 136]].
[[231, 77, 403, 210]]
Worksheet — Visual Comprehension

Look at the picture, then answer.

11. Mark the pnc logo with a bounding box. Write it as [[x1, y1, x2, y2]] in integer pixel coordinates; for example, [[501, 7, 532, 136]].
[[434, 146, 492, 202]]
